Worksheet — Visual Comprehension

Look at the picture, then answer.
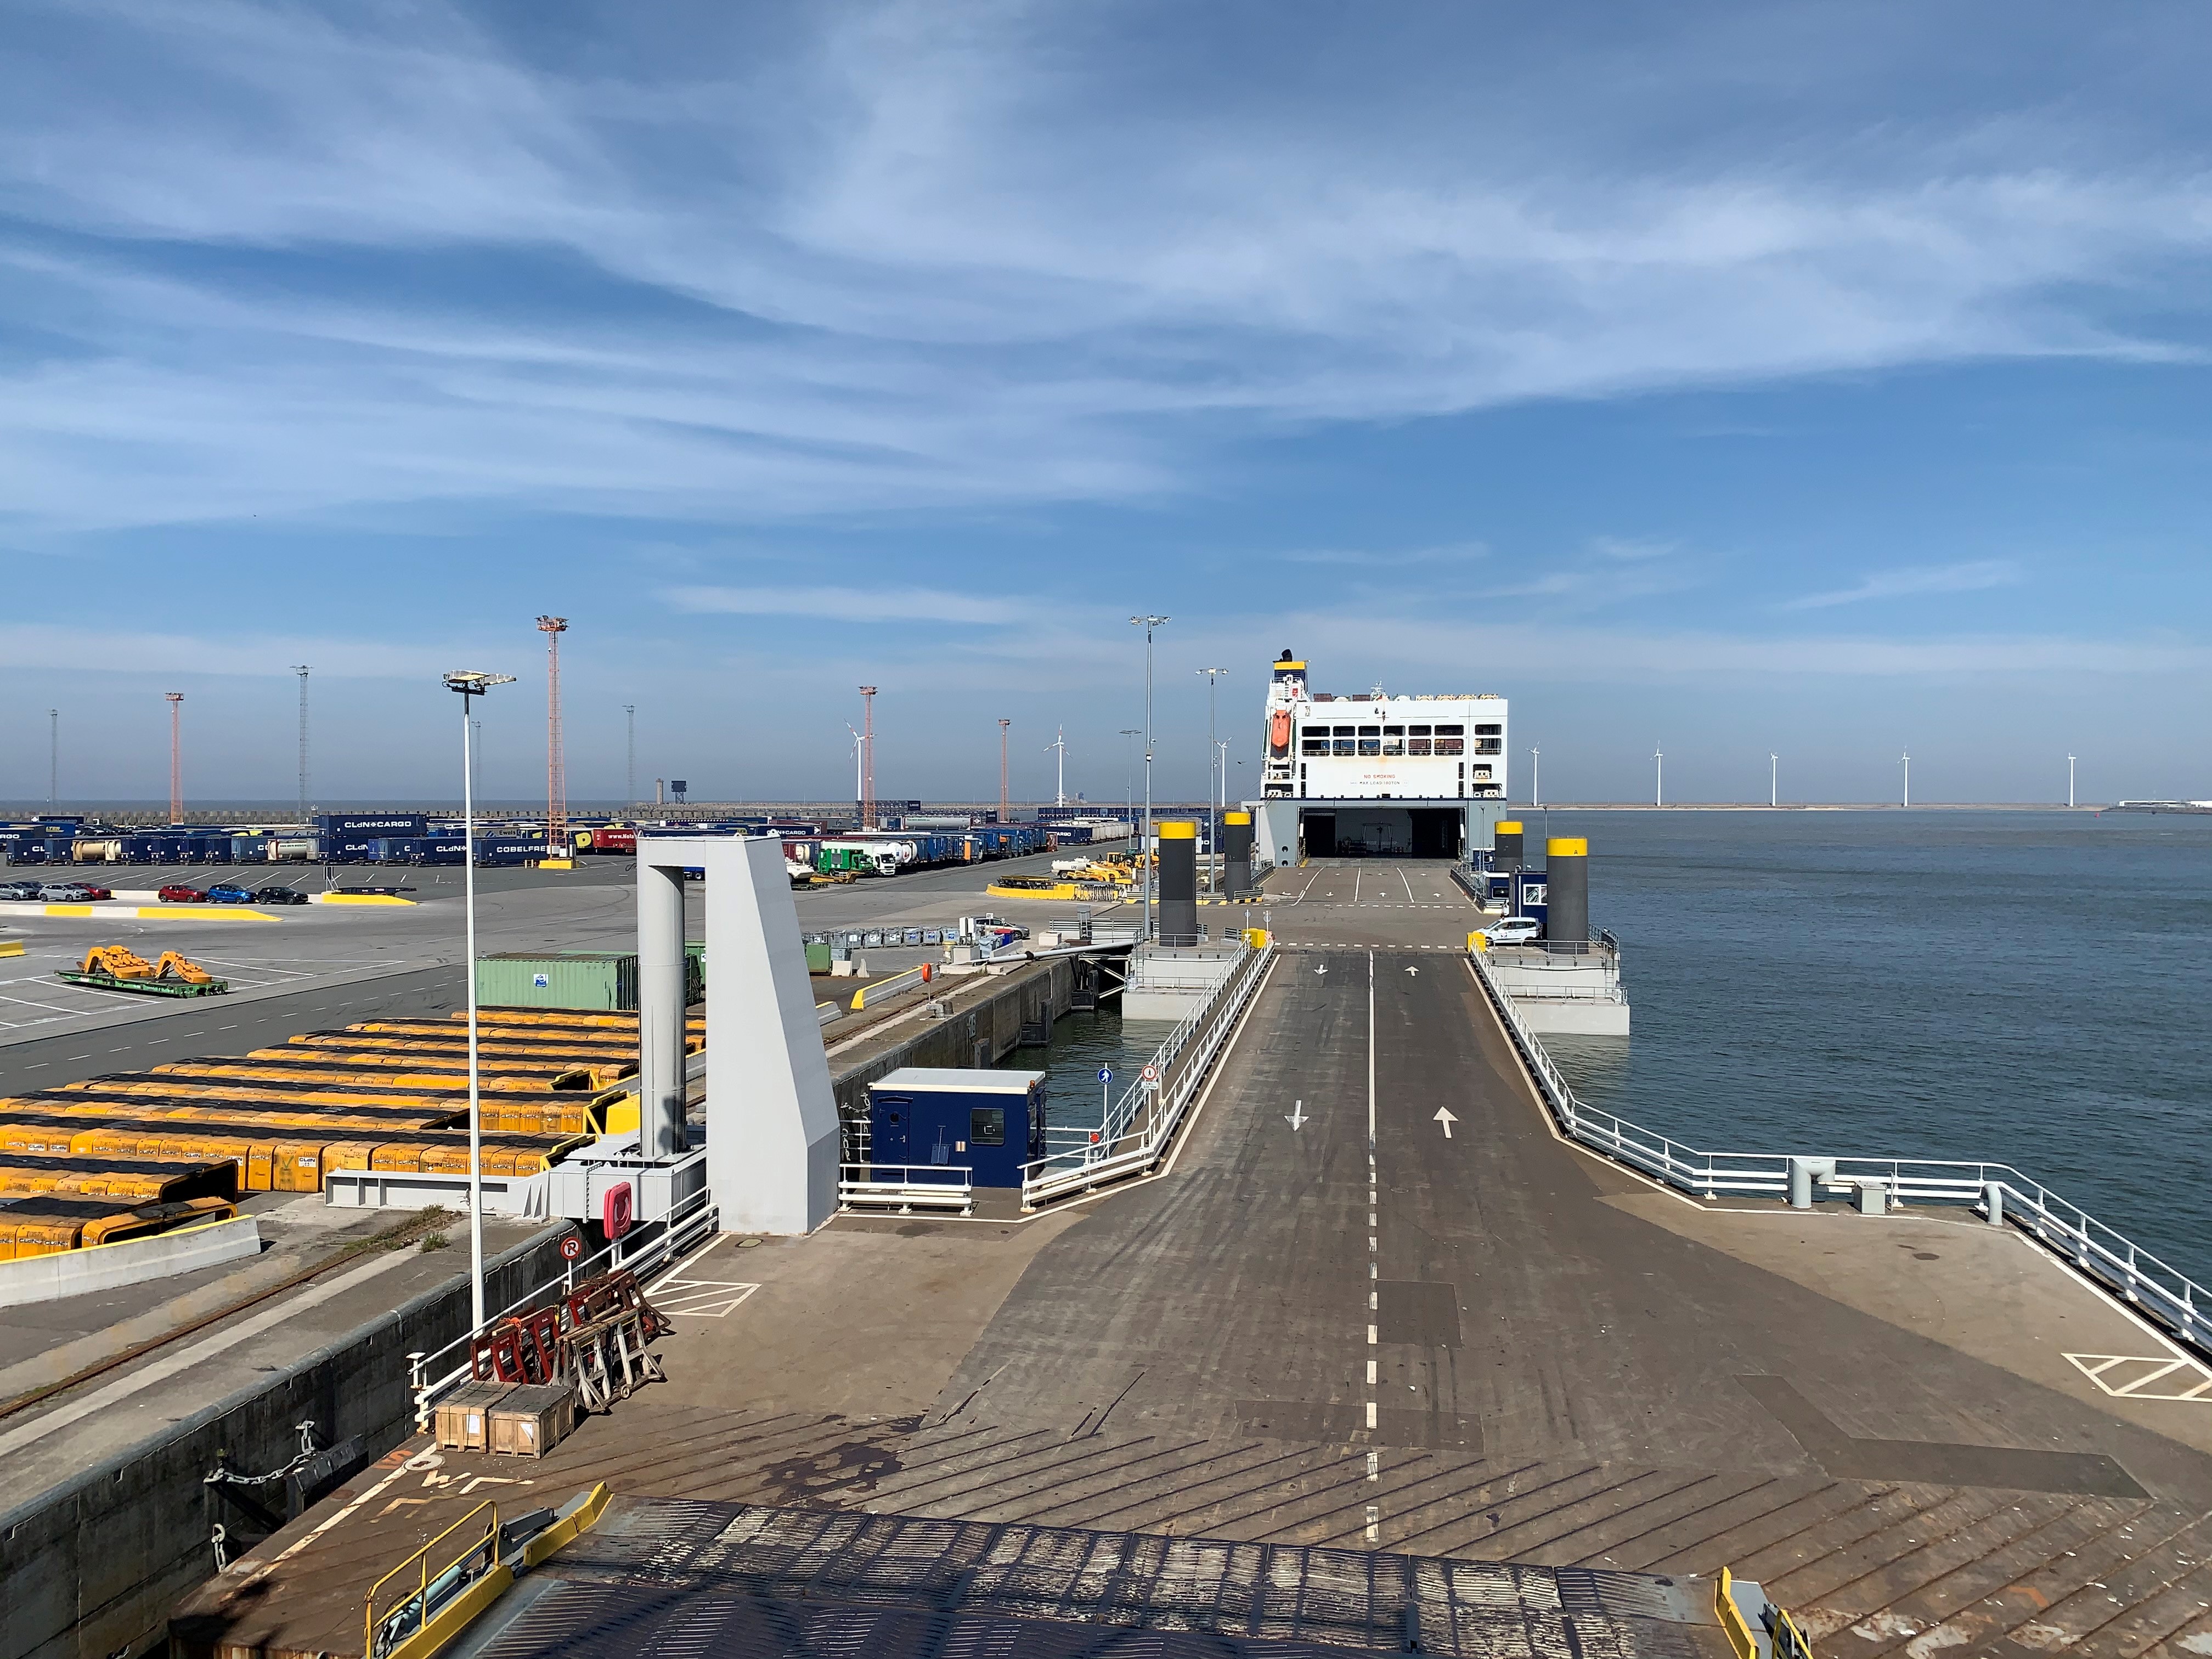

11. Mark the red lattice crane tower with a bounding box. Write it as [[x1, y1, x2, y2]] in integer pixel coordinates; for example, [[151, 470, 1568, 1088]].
[[537, 617, 569, 855], [858, 687, 878, 829], [165, 692, 184, 823]]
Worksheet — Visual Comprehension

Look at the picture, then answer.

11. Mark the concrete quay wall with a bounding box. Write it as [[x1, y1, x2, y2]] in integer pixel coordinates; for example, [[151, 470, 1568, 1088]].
[[2, 1226, 573, 1659], [828, 957, 1081, 1124]]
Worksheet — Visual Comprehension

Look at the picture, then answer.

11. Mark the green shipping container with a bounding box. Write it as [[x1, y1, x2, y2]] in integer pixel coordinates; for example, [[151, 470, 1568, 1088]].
[[475, 952, 640, 1011]]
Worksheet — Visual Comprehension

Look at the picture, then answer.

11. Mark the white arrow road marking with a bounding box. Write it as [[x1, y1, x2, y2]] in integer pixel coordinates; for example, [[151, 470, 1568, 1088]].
[[1434, 1106, 1458, 1139], [1404, 966, 1419, 976], [1285, 1099, 1308, 1131]]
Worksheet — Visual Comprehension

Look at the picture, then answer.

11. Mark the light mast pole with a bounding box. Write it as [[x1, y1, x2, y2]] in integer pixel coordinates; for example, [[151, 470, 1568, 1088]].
[[1130, 617, 1169, 939]]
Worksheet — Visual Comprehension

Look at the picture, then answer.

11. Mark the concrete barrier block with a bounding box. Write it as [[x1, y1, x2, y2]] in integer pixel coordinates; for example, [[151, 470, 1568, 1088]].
[[0, 1215, 263, 1309]]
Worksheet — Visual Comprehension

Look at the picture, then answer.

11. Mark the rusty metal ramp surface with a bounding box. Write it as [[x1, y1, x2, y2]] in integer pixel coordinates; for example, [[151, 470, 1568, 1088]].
[[454, 1496, 1725, 1658]]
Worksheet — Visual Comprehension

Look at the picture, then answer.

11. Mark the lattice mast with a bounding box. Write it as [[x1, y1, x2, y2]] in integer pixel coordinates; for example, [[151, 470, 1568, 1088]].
[[538, 617, 569, 853], [858, 687, 878, 829], [998, 719, 1011, 822], [165, 692, 184, 822]]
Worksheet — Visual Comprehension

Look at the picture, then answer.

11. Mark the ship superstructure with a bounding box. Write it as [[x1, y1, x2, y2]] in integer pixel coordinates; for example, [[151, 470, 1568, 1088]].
[[1251, 650, 1509, 865]]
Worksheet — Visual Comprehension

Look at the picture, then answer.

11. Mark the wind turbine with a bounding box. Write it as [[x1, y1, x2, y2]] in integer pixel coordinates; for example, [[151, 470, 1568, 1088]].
[[1046, 727, 1068, 809], [1654, 744, 1663, 808]]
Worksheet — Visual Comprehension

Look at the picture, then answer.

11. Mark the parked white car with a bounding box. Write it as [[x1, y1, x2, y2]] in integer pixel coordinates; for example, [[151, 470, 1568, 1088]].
[[1480, 916, 1542, 946]]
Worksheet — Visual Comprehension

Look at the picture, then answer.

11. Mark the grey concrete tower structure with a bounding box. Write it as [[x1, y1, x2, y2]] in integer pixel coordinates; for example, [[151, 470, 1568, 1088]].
[[634, 834, 839, 1234]]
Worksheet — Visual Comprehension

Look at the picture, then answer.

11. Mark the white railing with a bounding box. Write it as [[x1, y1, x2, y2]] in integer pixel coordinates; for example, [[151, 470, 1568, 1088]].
[[1020, 943, 1273, 1206], [405, 1184, 720, 1430], [837, 1163, 974, 1214], [1465, 947, 2212, 1353]]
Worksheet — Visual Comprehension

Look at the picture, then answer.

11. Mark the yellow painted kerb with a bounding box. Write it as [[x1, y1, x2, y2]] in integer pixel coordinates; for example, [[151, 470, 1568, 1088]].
[[137, 906, 276, 921], [0, 940, 21, 958], [1547, 837, 1587, 857], [1158, 821, 1198, 840]]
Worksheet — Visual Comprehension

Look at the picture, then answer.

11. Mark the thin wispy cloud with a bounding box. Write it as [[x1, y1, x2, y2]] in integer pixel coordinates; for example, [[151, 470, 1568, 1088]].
[[664, 585, 1029, 625], [1781, 560, 2021, 612], [0, 5, 2208, 531], [1592, 536, 1676, 562]]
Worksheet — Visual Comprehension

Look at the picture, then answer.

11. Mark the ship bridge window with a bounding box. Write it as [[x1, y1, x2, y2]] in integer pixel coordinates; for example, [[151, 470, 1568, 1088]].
[[1434, 724, 1465, 735], [1357, 725, 1382, 757], [1475, 737, 1502, 754], [1301, 733, 1331, 755], [1475, 723, 1502, 735], [1434, 723, 1465, 755], [1333, 727, 1356, 755], [1382, 725, 1406, 755]]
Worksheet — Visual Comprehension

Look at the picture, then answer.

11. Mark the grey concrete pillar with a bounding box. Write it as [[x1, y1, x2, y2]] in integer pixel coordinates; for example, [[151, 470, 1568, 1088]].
[[636, 860, 689, 1160], [1493, 820, 1523, 873], [1222, 810, 1253, 899], [1543, 837, 1589, 946], [1158, 820, 1199, 944], [646, 834, 839, 1234]]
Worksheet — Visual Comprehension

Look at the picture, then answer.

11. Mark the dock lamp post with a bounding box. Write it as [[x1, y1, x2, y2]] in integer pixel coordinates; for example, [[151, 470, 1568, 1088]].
[[1197, 669, 1228, 893], [443, 669, 516, 1331], [1130, 617, 1169, 939]]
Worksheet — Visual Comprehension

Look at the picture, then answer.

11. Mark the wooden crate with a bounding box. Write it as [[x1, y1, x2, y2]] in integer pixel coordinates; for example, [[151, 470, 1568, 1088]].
[[488, 1383, 579, 1458], [433, 1380, 514, 1451]]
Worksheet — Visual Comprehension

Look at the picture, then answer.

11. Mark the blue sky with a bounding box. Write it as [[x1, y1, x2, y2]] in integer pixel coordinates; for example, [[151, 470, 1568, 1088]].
[[3, 1, 2209, 806]]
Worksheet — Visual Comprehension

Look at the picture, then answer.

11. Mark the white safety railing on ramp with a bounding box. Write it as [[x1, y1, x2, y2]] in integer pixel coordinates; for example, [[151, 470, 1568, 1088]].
[[1465, 946, 2212, 1354], [1019, 943, 1273, 1206], [405, 1184, 720, 1430], [837, 1163, 974, 1215]]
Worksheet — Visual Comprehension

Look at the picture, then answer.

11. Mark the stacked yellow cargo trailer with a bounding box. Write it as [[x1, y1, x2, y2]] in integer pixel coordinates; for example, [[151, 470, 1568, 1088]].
[[0, 1007, 705, 1261]]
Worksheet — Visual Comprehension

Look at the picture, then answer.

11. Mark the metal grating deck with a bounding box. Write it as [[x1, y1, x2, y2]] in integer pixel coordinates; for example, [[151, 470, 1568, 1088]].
[[462, 1497, 1723, 1658]]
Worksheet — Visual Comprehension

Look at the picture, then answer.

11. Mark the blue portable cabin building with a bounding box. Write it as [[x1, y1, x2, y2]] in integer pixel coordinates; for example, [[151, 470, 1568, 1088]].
[[866, 1068, 1047, 1189]]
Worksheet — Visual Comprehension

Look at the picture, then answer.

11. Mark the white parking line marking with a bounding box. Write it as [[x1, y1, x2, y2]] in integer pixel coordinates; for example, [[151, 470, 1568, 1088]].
[[2067, 1353, 2212, 1402]]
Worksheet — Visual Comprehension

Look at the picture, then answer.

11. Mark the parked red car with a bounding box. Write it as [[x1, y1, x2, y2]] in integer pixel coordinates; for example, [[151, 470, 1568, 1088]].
[[158, 884, 207, 902], [76, 884, 114, 900]]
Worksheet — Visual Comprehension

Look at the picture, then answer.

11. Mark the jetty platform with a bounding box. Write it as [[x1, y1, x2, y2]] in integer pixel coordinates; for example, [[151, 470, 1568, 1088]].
[[170, 860, 2212, 1659]]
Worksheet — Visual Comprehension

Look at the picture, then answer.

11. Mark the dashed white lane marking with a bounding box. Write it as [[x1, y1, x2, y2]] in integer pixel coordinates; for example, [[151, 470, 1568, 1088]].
[[1365, 949, 1379, 1531]]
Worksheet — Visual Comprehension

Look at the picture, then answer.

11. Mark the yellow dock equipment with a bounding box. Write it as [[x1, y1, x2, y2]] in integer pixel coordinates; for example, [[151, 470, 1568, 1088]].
[[457, 1008, 707, 1035], [0, 1193, 236, 1261], [154, 1057, 601, 1093], [0, 1113, 354, 1193], [246, 1041, 635, 1090], [17, 1089, 461, 1133], [0, 1151, 238, 1202], [286, 1030, 663, 1065]]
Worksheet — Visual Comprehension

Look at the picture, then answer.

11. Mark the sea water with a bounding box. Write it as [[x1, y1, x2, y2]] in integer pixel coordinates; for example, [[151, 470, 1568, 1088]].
[[1532, 809, 2212, 1284]]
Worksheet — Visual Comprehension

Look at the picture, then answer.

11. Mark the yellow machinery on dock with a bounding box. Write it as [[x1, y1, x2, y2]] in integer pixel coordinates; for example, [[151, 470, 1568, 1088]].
[[55, 946, 229, 998]]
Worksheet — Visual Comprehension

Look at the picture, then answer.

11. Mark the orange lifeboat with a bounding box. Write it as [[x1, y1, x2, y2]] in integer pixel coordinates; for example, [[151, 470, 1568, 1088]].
[[1268, 709, 1291, 755]]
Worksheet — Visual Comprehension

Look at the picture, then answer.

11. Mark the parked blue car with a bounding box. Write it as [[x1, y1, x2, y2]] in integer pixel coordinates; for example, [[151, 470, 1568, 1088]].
[[204, 883, 256, 904]]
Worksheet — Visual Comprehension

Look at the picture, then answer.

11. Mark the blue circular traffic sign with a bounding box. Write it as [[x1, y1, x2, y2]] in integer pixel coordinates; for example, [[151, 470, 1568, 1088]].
[[1098, 1066, 1113, 1082]]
